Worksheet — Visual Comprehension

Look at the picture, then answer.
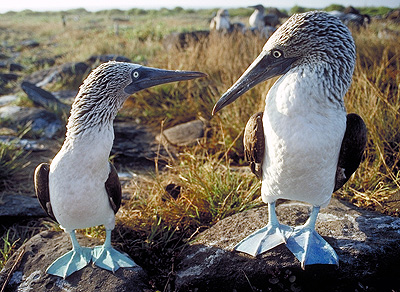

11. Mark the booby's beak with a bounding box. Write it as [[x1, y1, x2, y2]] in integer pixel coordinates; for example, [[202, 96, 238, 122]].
[[124, 66, 207, 94], [212, 51, 296, 115]]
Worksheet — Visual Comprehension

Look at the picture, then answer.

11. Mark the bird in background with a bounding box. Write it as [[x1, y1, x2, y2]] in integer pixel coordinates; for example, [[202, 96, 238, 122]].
[[210, 9, 231, 31], [34, 61, 206, 278], [249, 4, 266, 30], [213, 11, 367, 269]]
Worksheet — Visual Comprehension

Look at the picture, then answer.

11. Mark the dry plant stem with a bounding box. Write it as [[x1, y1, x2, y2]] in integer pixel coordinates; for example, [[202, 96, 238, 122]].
[[1, 247, 25, 292]]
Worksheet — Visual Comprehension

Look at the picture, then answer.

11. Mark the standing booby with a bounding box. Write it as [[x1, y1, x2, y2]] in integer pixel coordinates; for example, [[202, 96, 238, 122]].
[[249, 5, 265, 30], [34, 61, 206, 278], [212, 11, 367, 268], [210, 9, 231, 31]]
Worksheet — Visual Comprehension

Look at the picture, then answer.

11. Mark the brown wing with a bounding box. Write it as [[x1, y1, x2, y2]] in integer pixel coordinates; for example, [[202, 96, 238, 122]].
[[334, 113, 367, 192], [105, 162, 122, 214], [34, 163, 57, 222], [244, 112, 265, 180]]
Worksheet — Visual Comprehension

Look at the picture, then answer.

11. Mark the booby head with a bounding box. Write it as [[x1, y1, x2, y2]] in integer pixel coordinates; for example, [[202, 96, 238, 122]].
[[213, 11, 356, 114], [217, 9, 229, 17], [249, 4, 265, 12], [67, 61, 206, 135]]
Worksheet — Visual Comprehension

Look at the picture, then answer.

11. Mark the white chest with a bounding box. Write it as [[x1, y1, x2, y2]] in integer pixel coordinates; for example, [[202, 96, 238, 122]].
[[49, 126, 116, 231], [261, 68, 347, 207], [249, 11, 264, 29], [216, 17, 230, 30]]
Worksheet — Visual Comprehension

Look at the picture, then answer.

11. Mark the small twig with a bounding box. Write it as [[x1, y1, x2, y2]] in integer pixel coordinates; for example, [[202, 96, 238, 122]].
[[1, 246, 25, 292], [241, 269, 256, 292]]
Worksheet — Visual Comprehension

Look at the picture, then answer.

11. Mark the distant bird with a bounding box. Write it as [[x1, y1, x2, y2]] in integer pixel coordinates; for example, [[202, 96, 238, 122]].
[[249, 4, 280, 29], [249, 5, 266, 30], [34, 61, 206, 278], [213, 11, 367, 269], [210, 9, 231, 31]]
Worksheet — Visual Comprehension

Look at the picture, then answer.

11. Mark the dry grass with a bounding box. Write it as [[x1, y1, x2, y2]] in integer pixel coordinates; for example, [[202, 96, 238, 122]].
[[336, 24, 400, 215]]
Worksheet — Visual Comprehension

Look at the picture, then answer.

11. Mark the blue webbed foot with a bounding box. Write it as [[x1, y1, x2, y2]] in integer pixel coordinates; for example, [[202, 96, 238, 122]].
[[46, 231, 91, 278], [91, 230, 137, 272], [235, 222, 292, 256], [92, 245, 137, 272], [234, 202, 293, 256], [286, 206, 339, 269]]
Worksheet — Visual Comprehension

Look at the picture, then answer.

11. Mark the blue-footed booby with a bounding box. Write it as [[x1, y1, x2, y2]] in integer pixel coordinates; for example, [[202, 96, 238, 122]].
[[34, 61, 206, 278], [249, 5, 265, 30], [212, 11, 367, 269], [210, 9, 231, 31]]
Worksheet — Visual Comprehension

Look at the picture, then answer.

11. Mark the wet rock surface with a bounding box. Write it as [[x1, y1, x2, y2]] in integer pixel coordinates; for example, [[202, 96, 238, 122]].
[[175, 198, 400, 292], [0, 230, 150, 292]]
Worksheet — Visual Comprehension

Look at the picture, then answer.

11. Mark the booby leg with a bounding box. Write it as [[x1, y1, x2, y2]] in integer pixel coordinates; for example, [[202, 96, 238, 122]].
[[46, 230, 92, 278], [286, 206, 339, 269], [92, 229, 137, 272], [234, 202, 293, 256]]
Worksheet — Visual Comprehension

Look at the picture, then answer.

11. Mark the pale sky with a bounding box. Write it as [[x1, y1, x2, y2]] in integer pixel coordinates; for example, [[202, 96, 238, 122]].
[[1, 0, 399, 13]]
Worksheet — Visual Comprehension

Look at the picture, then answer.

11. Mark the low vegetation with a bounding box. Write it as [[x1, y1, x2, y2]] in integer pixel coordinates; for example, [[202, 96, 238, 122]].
[[0, 5, 399, 287], [0, 142, 29, 190]]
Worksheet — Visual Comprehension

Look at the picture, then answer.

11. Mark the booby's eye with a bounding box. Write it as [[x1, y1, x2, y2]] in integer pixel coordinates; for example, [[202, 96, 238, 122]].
[[133, 71, 139, 78], [272, 50, 282, 58]]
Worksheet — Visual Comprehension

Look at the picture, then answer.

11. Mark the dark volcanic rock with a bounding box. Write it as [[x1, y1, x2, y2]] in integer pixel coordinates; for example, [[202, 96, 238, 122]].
[[0, 105, 63, 138], [33, 57, 56, 68], [21, 81, 70, 116], [0, 231, 150, 292], [0, 136, 48, 151], [163, 30, 210, 50], [160, 119, 205, 146], [0, 53, 10, 60], [175, 198, 400, 292], [24, 62, 90, 88], [0, 193, 46, 218], [112, 122, 168, 165], [51, 90, 78, 105], [0, 73, 19, 82], [19, 40, 40, 49], [9, 63, 24, 72]]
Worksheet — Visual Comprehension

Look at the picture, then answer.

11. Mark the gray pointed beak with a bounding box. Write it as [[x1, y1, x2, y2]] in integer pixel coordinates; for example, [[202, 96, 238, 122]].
[[124, 66, 207, 94], [212, 51, 296, 115]]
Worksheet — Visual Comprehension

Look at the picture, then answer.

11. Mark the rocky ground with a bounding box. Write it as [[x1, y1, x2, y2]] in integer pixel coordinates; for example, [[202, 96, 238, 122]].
[[1, 198, 400, 291]]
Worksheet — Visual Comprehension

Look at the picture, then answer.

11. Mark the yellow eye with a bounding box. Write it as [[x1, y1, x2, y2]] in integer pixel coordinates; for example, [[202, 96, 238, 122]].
[[272, 50, 282, 58]]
